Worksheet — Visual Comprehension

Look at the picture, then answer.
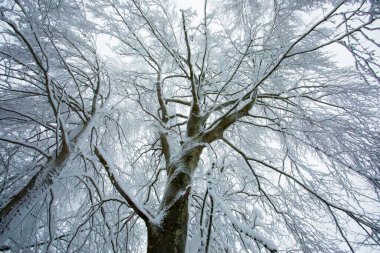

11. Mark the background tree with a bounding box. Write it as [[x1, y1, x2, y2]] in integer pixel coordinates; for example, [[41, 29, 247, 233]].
[[0, 0, 379, 252], [0, 0, 112, 247]]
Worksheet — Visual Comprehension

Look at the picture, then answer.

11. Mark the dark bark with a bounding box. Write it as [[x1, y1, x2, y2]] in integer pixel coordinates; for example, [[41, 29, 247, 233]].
[[147, 188, 190, 253], [147, 146, 203, 253]]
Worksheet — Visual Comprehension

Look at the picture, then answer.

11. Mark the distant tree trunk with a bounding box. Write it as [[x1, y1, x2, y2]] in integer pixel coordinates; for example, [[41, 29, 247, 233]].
[[146, 146, 203, 253], [0, 148, 69, 236]]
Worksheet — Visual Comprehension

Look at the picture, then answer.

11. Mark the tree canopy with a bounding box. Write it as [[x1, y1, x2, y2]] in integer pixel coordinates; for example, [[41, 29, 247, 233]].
[[0, 0, 379, 252]]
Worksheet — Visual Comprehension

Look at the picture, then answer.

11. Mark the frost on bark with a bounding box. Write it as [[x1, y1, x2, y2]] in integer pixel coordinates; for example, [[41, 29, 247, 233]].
[[0, 0, 108, 244], [1, 0, 380, 253]]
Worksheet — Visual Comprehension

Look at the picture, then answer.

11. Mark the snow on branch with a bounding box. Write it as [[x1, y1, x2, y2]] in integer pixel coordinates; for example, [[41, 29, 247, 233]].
[[0, 136, 49, 158], [94, 146, 155, 224], [209, 189, 278, 253]]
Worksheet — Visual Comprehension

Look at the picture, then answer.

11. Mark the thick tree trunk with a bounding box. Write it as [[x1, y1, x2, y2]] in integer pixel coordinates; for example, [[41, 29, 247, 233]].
[[147, 192, 189, 253], [146, 146, 203, 253]]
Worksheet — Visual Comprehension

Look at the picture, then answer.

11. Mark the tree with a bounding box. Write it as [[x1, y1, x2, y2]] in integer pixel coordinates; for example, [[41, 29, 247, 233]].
[[0, 0, 110, 245], [0, 0, 379, 252]]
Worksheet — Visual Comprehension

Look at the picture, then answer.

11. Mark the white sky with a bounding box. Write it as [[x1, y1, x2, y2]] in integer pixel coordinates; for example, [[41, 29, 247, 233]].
[[174, 0, 370, 68]]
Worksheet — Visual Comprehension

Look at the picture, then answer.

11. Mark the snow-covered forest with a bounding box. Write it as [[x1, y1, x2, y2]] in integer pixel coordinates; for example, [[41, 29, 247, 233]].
[[0, 0, 379, 252]]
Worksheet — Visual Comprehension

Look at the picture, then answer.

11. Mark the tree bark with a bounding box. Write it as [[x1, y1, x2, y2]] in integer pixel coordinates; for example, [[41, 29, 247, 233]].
[[146, 191, 189, 253], [0, 148, 69, 237], [146, 146, 203, 253]]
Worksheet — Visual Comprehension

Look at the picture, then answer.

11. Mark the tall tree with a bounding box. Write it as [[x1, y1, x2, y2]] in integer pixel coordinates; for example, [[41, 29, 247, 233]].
[[0, 0, 110, 241], [0, 0, 379, 252]]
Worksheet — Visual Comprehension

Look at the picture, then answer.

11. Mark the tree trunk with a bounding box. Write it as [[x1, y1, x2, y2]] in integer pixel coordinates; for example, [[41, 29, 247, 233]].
[[146, 192, 189, 253], [146, 146, 203, 253], [0, 148, 69, 237]]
